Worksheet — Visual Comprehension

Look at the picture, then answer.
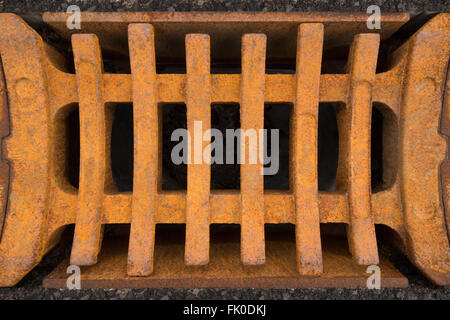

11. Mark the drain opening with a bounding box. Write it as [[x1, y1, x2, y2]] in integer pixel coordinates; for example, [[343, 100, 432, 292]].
[[211, 103, 240, 189], [63, 97, 397, 194], [372, 102, 398, 192], [162, 103, 187, 191], [65, 106, 80, 189], [318, 103, 339, 191], [264, 103, 290, 190], [110, 103, 134, 192]]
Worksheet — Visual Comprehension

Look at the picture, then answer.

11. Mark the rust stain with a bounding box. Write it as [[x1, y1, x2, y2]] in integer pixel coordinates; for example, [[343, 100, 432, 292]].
[[127, 24, 158, 276], [0, 12, 448, 287], [70, 34, 106, 266], [240, 34, 266, 265], [398, 14, 450, 286], [185, 33, 211, 266], [292, 23, 323, 275], [345, 33, 379, 265]]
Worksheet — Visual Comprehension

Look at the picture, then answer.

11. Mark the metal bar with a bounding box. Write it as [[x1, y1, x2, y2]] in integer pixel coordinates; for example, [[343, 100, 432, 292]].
[[345, 33, 379, 265], [185, 34, 211, 265], [127, 24, 158, 276], [293, 23, 324, 275], [70, 34, 105, 266], [240, 34, 266, 265], [50, 73, 354, 105]]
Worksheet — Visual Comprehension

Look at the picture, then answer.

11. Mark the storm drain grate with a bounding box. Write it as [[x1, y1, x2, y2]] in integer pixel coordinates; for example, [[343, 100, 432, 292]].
[[0, 12, 448, 287]]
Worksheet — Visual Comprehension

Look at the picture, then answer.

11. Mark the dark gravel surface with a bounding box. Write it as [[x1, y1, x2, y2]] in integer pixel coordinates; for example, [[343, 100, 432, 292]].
[[0, 231, 449, 300], [0, 0, 449, 14], [0, 0, 449, 300]]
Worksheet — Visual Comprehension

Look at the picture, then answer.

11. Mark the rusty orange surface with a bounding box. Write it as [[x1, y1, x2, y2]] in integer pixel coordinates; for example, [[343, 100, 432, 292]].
[[0, 12, 448, 287], [292, 23, 323, 275], [127, 24, 159, 276], [44, 233, 408, 289]]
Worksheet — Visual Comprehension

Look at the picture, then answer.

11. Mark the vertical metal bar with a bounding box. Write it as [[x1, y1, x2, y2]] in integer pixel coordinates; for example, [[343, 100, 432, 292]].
[[346, 34, 379, 265], [240, 34, 266, 265], [70, 34, 105, 265], [293, 23, 324, 275], [127, 24, 158, 275], [185, 34, 211, 265]]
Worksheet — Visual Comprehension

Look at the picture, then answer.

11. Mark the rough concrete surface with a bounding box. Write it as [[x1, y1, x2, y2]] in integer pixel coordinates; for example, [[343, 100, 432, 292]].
[[0, 0, 449, 300]]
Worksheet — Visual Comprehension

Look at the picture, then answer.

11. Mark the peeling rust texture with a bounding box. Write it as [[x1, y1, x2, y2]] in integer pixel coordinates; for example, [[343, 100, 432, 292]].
[[0, 12, 449, 287], [127, 24, 159, 276], [70, 34, 106, 267], [185, 33, 212, 266], [44, 234, 409, 289], [240, 33, 266, 266]]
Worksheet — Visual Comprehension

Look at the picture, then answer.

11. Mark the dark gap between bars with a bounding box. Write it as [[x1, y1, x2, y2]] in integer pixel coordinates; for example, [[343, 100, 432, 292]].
[[64, 102, 389, 193]]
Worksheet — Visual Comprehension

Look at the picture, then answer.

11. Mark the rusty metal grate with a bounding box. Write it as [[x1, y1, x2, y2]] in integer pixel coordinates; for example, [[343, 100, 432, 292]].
[[0, 12, 448, 287]]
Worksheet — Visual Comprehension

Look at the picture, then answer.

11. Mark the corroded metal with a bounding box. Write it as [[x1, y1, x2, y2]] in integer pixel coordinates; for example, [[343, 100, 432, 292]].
[[70, 34, 106, 266], [127, 24, 159, 276], [0, 12, 448, 287], [240, 34, 266, 265], [185, 33, 211, 266], [292, 23, 323, 275], [345, 33, 379, 266]]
